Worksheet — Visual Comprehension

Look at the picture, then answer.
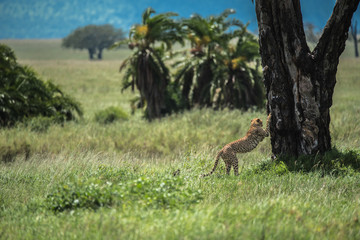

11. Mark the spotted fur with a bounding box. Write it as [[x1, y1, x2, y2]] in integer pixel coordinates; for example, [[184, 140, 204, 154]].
[[201, 114, 271, 177]]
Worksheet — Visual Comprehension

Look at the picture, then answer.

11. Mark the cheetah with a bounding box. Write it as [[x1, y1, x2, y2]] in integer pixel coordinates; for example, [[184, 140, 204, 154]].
[[201, 114, 271, 177]]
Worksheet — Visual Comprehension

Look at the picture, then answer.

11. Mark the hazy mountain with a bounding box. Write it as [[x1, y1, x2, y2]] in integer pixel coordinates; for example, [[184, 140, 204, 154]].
[[0, 0, 358, 39]]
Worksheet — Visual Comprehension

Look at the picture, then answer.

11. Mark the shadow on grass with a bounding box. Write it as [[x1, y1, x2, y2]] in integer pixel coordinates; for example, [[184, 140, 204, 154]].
[[0, 141, 30, 163], [252, 148, 360, 177]]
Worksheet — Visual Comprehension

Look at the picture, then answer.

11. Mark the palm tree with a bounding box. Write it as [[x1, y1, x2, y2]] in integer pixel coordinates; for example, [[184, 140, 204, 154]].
[[212, 27, 264, 109], [112, 8, 183, 120], [173, 9, 264, 109], [174, 10, 234, 107]]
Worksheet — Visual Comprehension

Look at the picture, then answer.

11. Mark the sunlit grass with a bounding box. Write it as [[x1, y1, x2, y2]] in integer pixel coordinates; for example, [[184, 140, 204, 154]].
[[1, 39, 360, 239], [0, 39, 132, 60]]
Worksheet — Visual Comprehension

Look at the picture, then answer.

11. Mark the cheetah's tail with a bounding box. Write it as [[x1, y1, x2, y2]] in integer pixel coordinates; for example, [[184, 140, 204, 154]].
[[200, 151, 222, 178]]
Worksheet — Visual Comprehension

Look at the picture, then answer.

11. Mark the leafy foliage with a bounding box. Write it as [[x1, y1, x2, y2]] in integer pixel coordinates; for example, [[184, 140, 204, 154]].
[[115, 8, 264, 120], [46, 171, 202, 212], [46, 178, 115, 212], [94, 106, 129, 124], [63, 24, 125, 59], [0, 44, 83, 127], [174, 10, 264, 109]]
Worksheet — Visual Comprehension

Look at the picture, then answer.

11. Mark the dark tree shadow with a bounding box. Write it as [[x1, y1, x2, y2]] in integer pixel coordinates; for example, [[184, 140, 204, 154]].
[[252, 148, 360, 177]]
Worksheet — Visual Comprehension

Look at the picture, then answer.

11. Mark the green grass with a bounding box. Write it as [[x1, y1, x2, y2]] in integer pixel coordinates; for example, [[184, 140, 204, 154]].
[[0, 39, 132, 60], [1, 39, 360, 239]]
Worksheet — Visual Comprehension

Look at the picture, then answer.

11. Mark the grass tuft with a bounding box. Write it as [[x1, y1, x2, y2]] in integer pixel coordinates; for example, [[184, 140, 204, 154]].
[[46, 171, 202, 212], [94, 106, 129, 124], [0, 141, 31, 163]]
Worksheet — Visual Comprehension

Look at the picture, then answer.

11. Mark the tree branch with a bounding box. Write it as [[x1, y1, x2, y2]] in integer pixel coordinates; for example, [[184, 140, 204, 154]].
[[313, 0, 360, 62]]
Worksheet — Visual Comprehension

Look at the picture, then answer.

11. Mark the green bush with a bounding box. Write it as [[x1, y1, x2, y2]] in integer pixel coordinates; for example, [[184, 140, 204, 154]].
[[0, 44, 83, 127], [46, 178, 115, 212], [250, 159, 289, 176], [46, 173, 202, 212], [122, 176, 202, 209], [94, 106, 128, 124]]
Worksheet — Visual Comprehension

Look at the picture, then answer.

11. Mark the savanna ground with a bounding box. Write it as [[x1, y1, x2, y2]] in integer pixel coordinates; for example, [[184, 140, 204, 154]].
[[1, 39, 360, 239]]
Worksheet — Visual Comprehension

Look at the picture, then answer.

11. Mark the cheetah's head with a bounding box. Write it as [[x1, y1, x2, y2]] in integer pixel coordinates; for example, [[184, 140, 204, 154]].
[[251, 118, 263, 127]]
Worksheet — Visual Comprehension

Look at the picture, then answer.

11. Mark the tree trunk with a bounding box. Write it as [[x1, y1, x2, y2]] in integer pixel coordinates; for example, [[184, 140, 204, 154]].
[[192, 59, 213, 107], [351, 21, 359, 58], [97, 48, 103, 60], [255, 0, 360, 156], [181, 68, 194, 109], [136, 50, 168, 120], [88, 48, 95, 60]]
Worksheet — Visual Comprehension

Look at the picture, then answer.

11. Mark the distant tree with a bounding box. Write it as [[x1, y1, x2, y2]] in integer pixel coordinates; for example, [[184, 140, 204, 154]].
[[350, 20, 359, 57], [112, 8, 184, 120], [63, 24, 125, 60], [304, 22, 320, 44], [0, 44, 82, 127]]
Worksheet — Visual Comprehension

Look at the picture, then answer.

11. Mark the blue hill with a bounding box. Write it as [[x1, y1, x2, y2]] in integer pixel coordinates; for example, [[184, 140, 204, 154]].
[[0, 0, 359, 39]]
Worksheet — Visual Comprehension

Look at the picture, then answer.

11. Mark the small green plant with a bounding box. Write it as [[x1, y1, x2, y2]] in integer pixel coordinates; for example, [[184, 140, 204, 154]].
[[122, 176, 202, 209], [46, 178, 115, 212], [46, 174, 202, 212], [94, 106, 128, 124]]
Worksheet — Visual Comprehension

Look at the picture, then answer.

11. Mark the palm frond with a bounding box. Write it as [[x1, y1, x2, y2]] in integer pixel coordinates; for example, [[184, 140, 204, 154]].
[[109, 39, 130, 50], [142, 7, 156, 25]]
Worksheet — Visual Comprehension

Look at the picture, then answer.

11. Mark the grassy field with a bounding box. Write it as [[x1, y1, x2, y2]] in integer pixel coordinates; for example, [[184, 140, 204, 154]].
[[1, 39, 360, 239]]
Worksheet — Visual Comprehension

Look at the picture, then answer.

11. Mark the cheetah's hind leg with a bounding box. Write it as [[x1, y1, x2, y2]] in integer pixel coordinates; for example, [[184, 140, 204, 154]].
[[233, 155, 239, 176], [226, 162, 232, 175]]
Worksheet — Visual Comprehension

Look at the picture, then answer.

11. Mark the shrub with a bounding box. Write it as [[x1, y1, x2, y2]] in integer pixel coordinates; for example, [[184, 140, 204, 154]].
[[46, 174, 202, 212], [94, 106, 128, 124], [0, 44, 83, 127], [122, 176, 202, 209], [46, 178, 115, 212], [251, 159, 289, 176]]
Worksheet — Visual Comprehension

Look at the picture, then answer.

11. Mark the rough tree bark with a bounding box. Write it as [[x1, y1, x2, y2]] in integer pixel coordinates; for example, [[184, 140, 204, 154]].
[[255, 0, 360, 156], [136, 50, 168, 120]]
